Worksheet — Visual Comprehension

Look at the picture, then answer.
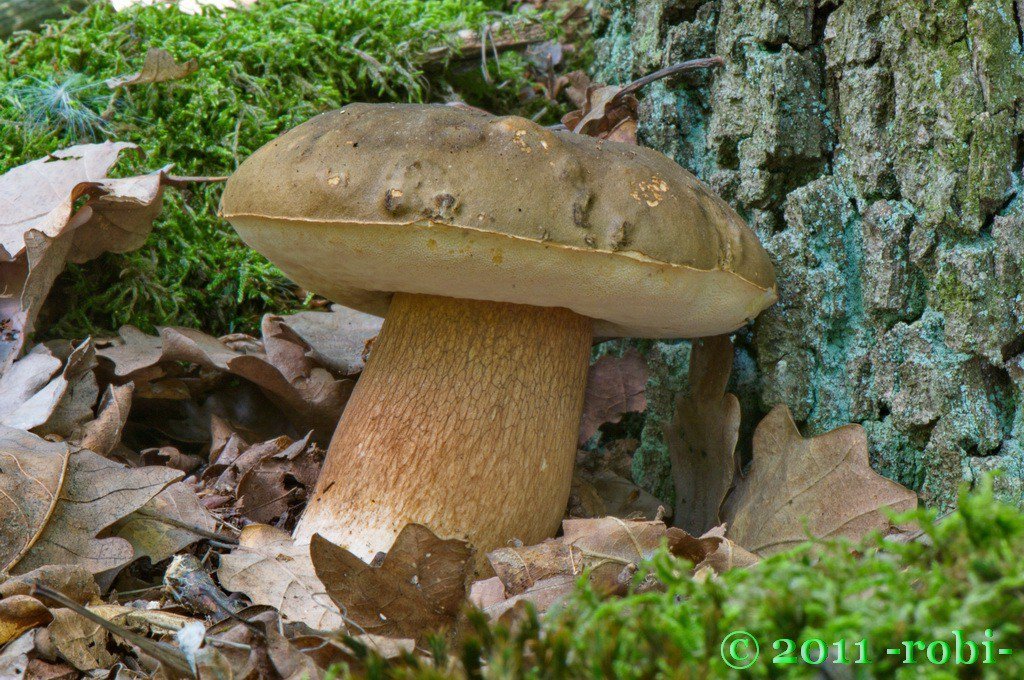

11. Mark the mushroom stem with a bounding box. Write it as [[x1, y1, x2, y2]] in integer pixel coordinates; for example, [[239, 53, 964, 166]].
[[293, 292, 592, 563]]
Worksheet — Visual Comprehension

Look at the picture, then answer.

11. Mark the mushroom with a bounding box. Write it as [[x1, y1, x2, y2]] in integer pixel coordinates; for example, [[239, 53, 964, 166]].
[[220, 103, 776, 562]]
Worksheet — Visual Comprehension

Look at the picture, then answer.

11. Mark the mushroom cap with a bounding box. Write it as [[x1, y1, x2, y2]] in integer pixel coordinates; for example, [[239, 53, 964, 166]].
[[221, 103, 776, 338]]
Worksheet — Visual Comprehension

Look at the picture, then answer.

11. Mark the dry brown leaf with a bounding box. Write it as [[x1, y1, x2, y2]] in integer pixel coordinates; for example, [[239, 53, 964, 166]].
[[0, 426, 181, 577], [488, 517, 666, 597], [201, 606, 322, 679], [0, 595, 52, 645], [474, 574, 577, 621], [569, 446, 664, 520], [0, 144, 175, 374], [667, 525, 759, 574], [236, 438, 322, 524], [668, 335, 741, 535], [77, 383, 133, 455], [0, 565, 100, 606], [280, 304, 382, 375], [561, 82, 639, 142], [0, 631, 35, 679], [48, 604, 196, 672], [0, 340, 97, 436], [108, 481, 218, 564], [218, 524, 343, 630], [97, 321, 352, 440], [106, 48, 198, 88], [723, 405, 919, 555], [311, 524, 473, 641], [579, 349, 648, 444]]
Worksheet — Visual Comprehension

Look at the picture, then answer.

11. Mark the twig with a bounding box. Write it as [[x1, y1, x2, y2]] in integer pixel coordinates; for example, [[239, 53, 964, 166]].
[[136, 509, 240, 545], [610, 56, 725, 105]]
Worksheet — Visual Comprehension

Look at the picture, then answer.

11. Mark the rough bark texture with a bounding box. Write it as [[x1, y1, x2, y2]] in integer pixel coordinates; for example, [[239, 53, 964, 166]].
[[594, 0, 1024, 508], [295, 293, 592, 563]]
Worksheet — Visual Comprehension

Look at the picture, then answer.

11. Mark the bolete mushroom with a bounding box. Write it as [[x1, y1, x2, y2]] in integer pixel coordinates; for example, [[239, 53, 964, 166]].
[[220, 103, 776, 562]]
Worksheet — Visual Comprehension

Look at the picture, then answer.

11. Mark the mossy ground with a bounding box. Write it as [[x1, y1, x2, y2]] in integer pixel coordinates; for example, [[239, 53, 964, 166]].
[[329, 479, 1024, 678], [0, 0, 565, 338]]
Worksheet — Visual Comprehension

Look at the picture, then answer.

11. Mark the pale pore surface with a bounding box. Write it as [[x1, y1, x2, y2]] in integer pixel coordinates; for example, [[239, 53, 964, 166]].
[[230, 217, 775, 338], [294, 293, 592, 564]]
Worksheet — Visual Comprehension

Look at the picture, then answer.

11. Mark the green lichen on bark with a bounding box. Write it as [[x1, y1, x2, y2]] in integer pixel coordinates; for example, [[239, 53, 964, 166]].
[[592, 0, 1024, 510]]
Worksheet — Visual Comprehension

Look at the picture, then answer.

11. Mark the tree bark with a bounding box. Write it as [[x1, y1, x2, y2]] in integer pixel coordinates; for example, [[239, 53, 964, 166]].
[[595, 0, 1024, 508]]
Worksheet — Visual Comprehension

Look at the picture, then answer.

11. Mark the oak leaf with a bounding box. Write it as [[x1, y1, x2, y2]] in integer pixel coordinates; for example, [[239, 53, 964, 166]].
[[579, 349, 648, 444], [0, 426, 180, 577], [280, 304, 382, 376], [668, 335, 741, 535], [218, 524, 343, 630], [108, 481, 218, 565], [310, 524, 473, 641], [723, 405, 919, 555]]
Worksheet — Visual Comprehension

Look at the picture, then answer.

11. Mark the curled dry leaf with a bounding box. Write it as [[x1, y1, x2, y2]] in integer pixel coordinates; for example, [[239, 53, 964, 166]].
[[0, 426, 181, 577], [97, 318, 352, 440], [488, 517, 666, 598], [0, 565, 100, 606], [280, 304, 382, 376], [667, 525, 758, 574], [0, 595, 52, 645], [218, 524, 343, 630], [668, 335, 741, 535], [0, 631, 34, 679], [106, 47, 199, 89], [77, 383, 133, 455], [0, 143, 178, 374], [723, 405, 919, 555], [579, 348, 648, 444], [202, 606, 323, 680], [560, 77, 639, 143], [0, 340, 97, 436], [569, 444, 665, 520], [310, 524, 473, 641]]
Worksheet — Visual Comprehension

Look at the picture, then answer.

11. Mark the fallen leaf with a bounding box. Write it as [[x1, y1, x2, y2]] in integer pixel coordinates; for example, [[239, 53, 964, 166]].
[[97, 321, 352, 440], [0, 595, 52, 645], [108, 481, 218, 564], [667, 525, 759, 573], [280, 304, 382, 375], [311, 524, 473, 641], [668, 335, 741, 535], [0, 340, 97, 436], [77, 383, 133, 455], [475, 574, 577, 621], [0, 426, 180, 576], [0, 565, 100, 606], [218, 524, 343, 630], [0, 144, 176, 374], [47, 604, 195, 672], [0, 631, 34, 680], [202, 606, 322, 679], [570, 446, 664, 520], [106, 48, 199, 88], [236, 437, 323, 524], [723, 405, 919, 555], [488, 517, 666, 597], [579, 349, 648, 444]]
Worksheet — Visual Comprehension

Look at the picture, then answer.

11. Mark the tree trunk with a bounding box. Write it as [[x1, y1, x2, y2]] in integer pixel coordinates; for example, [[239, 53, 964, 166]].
[[0, 0, 89, 37], [596, 0, 1024, 508]]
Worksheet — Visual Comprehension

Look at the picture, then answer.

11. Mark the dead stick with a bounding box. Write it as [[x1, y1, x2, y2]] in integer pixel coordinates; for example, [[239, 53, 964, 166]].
[[136, 510, 240, 545], [611, 56, 725, 104]]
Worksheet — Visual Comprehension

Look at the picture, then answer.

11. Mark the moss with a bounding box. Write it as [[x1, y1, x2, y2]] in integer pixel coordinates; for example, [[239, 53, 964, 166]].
[[326, 479, 1024, 678], [1, 0, 553, 337]]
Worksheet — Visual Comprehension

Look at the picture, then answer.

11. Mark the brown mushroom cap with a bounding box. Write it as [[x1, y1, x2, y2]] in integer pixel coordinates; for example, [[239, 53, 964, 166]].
[[221, 103, 776, 338]]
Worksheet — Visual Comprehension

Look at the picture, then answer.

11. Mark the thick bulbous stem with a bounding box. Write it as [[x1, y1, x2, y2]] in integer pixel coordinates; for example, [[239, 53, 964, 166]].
[[293, 292, 592, 566]]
